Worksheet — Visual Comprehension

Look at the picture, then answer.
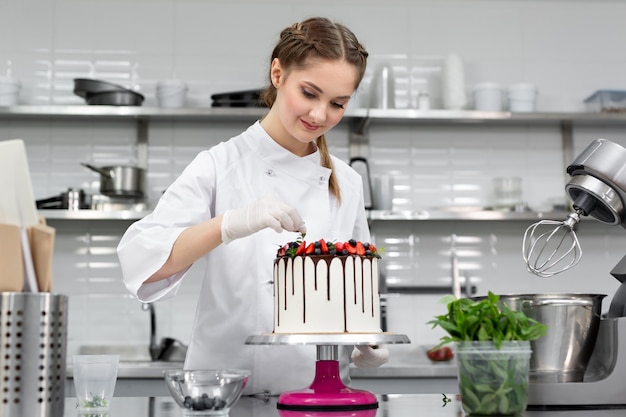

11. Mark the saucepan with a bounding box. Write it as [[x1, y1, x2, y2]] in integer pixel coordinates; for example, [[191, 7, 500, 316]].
[[81, 163, 146, 198]]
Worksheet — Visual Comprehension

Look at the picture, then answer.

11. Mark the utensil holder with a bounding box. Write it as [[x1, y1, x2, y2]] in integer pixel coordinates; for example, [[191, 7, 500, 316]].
[[0, 292, 68, 417]]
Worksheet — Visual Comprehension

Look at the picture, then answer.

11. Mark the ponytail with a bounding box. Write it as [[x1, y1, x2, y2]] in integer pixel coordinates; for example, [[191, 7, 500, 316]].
[[316, 134, 340, 203]]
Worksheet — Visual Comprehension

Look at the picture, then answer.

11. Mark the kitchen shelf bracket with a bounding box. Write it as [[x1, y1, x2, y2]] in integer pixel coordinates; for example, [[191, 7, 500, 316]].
[[136, 118, 149, 169], [349, 116, 371, 159]]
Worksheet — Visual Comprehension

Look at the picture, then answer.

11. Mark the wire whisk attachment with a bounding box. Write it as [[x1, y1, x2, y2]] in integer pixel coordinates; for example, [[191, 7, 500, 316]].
[[522, 210, 583, 277]]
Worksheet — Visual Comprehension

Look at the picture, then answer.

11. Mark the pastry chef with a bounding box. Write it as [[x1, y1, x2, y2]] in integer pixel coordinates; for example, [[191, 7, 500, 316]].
[[117, 17, 389, 395]]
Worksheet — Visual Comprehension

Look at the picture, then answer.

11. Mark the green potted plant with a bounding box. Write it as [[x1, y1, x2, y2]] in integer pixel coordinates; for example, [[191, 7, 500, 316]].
[[429, 292, 547, 416]]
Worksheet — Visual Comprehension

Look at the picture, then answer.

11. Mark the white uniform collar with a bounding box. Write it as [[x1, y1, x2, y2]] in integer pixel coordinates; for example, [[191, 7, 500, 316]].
[[244, 121, 331, 185]]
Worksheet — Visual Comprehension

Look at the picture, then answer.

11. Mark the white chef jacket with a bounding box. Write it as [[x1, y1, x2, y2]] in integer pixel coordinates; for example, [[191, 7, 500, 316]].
[[117, 121, 372, 395]]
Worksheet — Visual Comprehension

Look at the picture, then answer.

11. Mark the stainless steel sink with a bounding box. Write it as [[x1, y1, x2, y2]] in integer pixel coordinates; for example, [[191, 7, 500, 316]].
[[78, 344, 152, 362], [116, 360, 184, 379]]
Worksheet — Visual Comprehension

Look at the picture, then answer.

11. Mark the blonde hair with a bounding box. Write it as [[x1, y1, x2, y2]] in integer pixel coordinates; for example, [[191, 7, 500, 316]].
[[262, 17, 368, 202]]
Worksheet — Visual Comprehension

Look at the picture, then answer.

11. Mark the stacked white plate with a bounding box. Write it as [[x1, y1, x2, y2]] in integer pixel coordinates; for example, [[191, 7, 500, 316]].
[[0, 76, 20, 106]]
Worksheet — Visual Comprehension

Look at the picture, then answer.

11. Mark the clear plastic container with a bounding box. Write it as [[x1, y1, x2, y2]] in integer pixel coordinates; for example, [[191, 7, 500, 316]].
[[456, 341, 532, 415], [584, 89, 626, 112]]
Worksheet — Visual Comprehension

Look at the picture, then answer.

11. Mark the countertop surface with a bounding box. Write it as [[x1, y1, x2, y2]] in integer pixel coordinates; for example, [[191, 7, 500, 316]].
[[59, 394, 626, 417], [68, 344, 457, 380], [350, 344, 457, 379]]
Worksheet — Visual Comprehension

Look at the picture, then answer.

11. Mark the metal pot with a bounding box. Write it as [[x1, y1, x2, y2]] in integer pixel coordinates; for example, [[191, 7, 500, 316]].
[[81, 163, 145, 198], [477, 293, 606, 383]]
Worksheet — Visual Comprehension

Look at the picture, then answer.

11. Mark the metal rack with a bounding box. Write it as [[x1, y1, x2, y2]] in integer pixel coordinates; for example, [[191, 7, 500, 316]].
[[5, 105, 626, 221]]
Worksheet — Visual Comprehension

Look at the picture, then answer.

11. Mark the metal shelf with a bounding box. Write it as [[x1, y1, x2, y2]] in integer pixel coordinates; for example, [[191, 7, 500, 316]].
[[37, 208, 571, 222], [2, 105, 626, 124], [0, 105, 266, 120], [38, 209, 149, 221], [367, 209, 570, 221], [347, 108, 626, 125]]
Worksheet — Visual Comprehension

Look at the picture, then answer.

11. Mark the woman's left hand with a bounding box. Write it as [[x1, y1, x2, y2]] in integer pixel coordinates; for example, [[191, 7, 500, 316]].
[[351, 344, 389, 368]]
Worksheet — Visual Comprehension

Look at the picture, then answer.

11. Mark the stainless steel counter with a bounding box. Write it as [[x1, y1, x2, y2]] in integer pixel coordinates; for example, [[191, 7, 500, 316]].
[[59, 394, 626, 417], [350, 345, 457, 379], [66, 345, 456, 380], [65, 345, 460, 397], [66, 345, 455, 380]]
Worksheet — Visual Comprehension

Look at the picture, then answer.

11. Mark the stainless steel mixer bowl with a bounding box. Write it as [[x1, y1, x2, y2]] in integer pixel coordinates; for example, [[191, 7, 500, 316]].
[[497, 293, 606, 382]]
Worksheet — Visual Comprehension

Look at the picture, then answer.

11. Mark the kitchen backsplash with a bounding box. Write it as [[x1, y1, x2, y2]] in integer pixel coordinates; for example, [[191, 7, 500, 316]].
[[1, 0, 626, 355]]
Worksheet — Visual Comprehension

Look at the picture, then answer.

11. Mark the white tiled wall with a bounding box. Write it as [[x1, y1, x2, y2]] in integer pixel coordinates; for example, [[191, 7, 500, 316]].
[[2, 0, 626, 355]]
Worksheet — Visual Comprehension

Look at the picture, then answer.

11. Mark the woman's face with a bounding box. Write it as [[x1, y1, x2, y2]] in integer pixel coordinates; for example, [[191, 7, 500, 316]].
[[263, 57, 359, 156]]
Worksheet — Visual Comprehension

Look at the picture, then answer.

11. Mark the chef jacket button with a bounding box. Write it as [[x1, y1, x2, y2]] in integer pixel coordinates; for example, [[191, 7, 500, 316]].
[[266, 169, 275, 176], [319, 176, 325, 184]]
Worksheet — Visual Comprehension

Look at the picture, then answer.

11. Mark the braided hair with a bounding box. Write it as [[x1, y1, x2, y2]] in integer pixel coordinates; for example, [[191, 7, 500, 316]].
[[262, 17, 368, 203]]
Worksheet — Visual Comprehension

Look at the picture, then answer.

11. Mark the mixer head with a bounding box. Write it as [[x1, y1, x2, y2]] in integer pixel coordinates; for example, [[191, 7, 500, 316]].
[[565, 138, 626, 227]]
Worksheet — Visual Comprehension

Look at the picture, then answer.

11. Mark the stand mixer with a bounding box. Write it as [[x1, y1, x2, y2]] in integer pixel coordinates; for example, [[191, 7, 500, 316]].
[[523, 138, 626, 408]]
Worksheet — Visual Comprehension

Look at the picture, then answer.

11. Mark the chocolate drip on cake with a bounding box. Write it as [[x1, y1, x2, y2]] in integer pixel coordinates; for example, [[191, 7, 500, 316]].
[[274, 255, 377, 330]]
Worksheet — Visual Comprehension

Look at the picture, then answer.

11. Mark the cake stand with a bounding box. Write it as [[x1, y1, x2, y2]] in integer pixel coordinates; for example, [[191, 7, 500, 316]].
[[245, 333, 410, 411]]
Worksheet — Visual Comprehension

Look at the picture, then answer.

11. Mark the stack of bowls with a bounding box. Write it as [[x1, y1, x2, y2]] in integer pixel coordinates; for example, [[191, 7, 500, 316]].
[[0, 76, 21, 106], [156, 80, 188, 108], [508, 84, 538, 112], [473, 82, 503, 111]]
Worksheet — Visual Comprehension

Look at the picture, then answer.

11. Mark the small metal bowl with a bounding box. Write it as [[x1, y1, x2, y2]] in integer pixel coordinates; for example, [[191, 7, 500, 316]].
[[163, 369, 250, 415]]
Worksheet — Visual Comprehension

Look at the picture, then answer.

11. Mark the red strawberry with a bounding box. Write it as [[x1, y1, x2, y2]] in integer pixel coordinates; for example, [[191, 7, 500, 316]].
[[335, 241, 345, 252], [346, 242, 357, 254], [319, 239, 329, 254], [356, 241, 366, 255], [305, 242, 315, 254], [296, 241, 307, 256], [278, 244, 287, 257]]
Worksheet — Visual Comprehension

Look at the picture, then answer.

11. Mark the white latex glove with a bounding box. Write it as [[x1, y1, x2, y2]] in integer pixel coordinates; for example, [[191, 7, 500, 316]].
[[221, 196, 306, 244], [351, 344, 389, 368]]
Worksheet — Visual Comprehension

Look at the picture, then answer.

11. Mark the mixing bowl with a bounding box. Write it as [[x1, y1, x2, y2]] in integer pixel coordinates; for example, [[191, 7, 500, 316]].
[[485, 293, 606, 382], [163, 369, 250, 415]]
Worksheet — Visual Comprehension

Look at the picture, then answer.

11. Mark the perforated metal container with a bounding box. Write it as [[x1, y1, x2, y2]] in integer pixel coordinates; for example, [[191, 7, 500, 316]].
[[0, 293, 68, 417]]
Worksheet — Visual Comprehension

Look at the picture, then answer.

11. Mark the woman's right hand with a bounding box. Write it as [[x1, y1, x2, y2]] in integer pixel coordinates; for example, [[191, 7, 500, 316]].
[[221, 196, 306, 244]]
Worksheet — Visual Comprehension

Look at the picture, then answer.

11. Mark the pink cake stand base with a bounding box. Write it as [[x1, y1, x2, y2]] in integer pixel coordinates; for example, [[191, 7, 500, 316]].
[[277, 360, 378, 411], [245, 333, 410, 412]]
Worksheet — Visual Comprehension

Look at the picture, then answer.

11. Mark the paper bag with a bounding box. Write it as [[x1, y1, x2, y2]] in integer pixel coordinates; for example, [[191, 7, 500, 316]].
[[0, 223, 24, 292], [28, 220, 55, 292]]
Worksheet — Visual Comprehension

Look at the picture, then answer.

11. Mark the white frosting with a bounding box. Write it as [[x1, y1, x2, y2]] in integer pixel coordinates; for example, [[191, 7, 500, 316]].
[[273, 255, 381, 333]]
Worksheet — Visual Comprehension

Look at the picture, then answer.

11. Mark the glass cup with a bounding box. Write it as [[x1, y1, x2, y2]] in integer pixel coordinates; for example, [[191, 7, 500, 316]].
[[492, 176, 523, 210], [72, 355, 119, 411]]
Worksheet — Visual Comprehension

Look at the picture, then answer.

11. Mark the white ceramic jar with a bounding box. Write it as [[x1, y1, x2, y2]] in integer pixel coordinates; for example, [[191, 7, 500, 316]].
[[508, 83, 538, 112], [473, 82, 502, 111], [156, 80, 188, 108]]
